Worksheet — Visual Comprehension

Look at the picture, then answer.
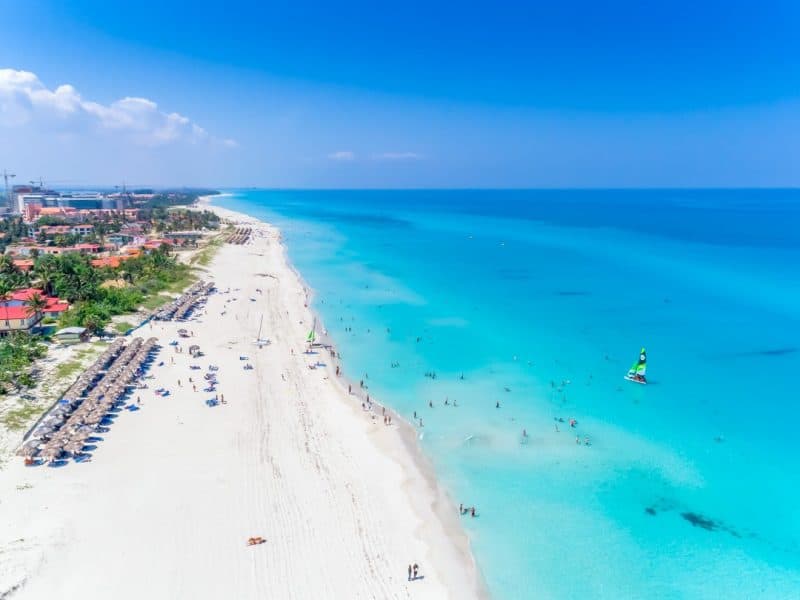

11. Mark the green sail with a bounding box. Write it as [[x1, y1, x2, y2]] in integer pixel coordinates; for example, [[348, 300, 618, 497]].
[[628, 347, 646, 376], [307, 329, 316, 343]]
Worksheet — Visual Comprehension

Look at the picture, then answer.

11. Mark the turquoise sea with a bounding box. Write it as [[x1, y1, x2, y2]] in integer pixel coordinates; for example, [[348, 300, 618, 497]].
[[218, 189, 800, 599]]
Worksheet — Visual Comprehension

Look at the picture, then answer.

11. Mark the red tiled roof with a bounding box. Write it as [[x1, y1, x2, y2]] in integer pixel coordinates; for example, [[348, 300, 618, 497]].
[[0, 306, 35, 320], [42, 301, 69, 313], [3, 289, 69, 313], [12, 259, 34, 271], [91, 256, 131, 268], [9, 288, 45, 301]]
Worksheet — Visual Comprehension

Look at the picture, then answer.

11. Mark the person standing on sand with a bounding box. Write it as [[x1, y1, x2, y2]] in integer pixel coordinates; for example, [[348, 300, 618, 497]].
[[413, 563, 419, 579], [408, 564, 412, 581]]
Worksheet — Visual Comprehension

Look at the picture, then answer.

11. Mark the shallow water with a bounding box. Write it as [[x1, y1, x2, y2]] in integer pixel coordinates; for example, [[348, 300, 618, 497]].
[[220, 189, 800, 599]]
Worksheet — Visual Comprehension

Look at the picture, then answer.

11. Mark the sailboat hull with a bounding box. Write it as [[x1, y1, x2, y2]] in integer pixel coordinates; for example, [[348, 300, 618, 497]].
[[624, 375, 647, 385]]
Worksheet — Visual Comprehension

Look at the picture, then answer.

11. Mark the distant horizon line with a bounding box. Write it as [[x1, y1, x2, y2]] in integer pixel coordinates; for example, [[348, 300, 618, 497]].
[[44, 185, 800, 192]]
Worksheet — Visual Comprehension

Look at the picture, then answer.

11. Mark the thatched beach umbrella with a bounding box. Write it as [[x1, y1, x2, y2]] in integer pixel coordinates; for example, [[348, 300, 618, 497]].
[[16, 440, 41, 456]]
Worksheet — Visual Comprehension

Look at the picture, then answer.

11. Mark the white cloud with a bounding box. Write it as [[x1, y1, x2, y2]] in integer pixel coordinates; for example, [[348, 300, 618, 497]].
[[373, 152, 423, 160], [0, 68, 233, 147], [328, 150, 355, 161]]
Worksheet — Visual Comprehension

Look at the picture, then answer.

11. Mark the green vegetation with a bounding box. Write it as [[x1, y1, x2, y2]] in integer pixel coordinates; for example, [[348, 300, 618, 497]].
[[134, 189, 219, 209], [190, 235, 224, 267], [2, 402, 44, 430], [0, 244, 198, 335], [139, 294, 172, 311], [113, 321, 134, 334], [0, 216, 27, 254], [139, 207, 220, 235], [54, 359, 84, 379], [0, 333, 47, 395], [50, 248, 194, 332]]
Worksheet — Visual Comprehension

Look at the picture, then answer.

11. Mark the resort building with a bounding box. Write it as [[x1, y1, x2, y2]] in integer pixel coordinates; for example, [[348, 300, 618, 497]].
[[53, 326, 89, 345], [0, 305, 42, 335], [0, 288, 69, 336]]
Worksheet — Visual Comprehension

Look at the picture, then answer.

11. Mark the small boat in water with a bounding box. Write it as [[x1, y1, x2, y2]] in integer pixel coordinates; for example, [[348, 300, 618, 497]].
[[624, 347, 647, 384]]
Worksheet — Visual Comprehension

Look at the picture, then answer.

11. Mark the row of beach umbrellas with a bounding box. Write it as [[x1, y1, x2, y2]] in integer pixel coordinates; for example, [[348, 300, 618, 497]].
[[18, 337, 160, 462], [61, 338, 127, 402], [153, 281, 214, 321], [226, 227, 252, 245]]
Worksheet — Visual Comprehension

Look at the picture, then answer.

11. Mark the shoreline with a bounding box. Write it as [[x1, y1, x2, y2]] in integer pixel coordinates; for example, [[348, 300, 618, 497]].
[[201, 195, 488, 599], [0, 195, 486, 599]]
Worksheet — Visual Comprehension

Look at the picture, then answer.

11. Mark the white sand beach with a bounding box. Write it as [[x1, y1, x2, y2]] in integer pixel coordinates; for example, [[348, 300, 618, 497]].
[[0, 206, 483, 599]]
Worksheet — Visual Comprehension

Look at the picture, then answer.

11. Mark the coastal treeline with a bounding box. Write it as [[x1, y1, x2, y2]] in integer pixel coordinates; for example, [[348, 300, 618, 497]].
[[54, 249, 194, 332], [134, 189, 219, 209], [0, 247, 194, 334], [141, 208, 220, 235]]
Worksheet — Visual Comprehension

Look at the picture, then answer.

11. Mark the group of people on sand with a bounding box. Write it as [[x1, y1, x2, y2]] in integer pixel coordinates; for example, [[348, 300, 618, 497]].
[[459, 503, 478, 517], [407, 563, 421, 581]]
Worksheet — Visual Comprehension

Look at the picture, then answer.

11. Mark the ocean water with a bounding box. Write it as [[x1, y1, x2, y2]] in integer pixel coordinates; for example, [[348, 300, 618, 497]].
[[218, 189, 800, 599]]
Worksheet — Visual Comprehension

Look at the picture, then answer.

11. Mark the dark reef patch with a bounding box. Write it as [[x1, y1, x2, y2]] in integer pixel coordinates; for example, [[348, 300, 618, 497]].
[[681, 512, 718, 531], [555, 290, 590, 297], [756, 347, 797, 356]]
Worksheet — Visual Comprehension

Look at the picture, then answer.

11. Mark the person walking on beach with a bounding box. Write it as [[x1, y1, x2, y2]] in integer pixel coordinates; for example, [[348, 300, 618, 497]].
[[408, 564, 412, 581]]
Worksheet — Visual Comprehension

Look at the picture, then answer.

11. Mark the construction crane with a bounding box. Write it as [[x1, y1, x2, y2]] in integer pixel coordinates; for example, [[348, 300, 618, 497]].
[[2, 169, 15, 212]]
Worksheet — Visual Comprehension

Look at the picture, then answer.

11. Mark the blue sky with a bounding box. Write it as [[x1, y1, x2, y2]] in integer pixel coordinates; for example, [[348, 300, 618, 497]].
[[0, 0, 798, 187]]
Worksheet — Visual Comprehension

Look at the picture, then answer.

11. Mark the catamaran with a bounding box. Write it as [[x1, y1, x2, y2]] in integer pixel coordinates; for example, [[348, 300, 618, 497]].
[[624, 347, 647, 384], [306, 317, 317, 346], [253, 315, 270, 347]]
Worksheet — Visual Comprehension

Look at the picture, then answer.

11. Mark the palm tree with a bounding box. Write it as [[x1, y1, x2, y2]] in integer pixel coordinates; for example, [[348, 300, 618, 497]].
[[0, 254, 18, 276], [24, 292, 48, 321], [0, 279, 13, 334], [33, 255, 58, 296]]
